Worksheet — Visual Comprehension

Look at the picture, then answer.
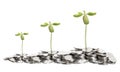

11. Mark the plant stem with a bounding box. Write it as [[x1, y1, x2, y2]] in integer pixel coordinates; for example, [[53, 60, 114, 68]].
[[50, 33, 53, 58], [21, 40, 23, 56], [85, 25, 87, 51]]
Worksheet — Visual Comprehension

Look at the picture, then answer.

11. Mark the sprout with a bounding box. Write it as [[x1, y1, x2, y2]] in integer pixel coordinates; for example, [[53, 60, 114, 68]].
[[40, 21, 60, 59], [73, 10, 96, 51], [15, 32, 28, 56]]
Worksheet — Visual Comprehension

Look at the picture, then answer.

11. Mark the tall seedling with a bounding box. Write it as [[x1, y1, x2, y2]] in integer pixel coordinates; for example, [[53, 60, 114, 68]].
[[73, 10, 96, 51], [15, 32, 28, 56], [41, 21, 60, 59]]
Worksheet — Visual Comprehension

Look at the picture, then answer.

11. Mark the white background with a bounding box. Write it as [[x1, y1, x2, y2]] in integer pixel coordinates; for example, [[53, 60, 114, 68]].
[[0, 0, 120, 72]]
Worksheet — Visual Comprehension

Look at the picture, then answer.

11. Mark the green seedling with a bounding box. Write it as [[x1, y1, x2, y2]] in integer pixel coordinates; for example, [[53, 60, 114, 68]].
[[15, 32, 28, 56], [41, 21, 60, 59], [73, 10, 96, 51]]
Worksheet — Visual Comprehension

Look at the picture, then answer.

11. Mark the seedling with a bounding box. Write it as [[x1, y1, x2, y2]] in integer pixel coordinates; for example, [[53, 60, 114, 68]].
[[15, 32, 28, 56], [73, 10, 96, 51], [41, 21, 60, 59]]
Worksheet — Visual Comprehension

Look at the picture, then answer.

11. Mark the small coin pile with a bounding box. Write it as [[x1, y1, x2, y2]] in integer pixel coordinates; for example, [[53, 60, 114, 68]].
[[4, 48, 116, 65]]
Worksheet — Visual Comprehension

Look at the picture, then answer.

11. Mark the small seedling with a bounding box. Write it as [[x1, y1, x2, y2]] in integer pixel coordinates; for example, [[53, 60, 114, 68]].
[[41, 21, 60, 59], [73, 10, 96, 51], [15, 32, 28, 56]]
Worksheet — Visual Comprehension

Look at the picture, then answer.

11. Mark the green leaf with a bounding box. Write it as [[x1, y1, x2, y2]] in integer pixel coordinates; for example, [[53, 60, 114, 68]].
[[15, 33, 21, 36], [78, 12, 83, 16], [52, 22, 60, 26], [73, 12, 83, 17], [87, 12, 96, 16], [20, 34, 24, 40], [73, 14, 80, 17], [83, 15, 89, 25], [41, 22, 49, 27], [23, 33, 28, 35], [48, 25, 54, 33]]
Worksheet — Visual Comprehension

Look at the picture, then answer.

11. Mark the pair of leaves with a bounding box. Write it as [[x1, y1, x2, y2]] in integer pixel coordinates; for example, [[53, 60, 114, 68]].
[[41, 22, 60, 33], [73, 11, 96, 25], [15, 32, 28, 40], [73, 11, 96, 17], [41, 22, 60, 27]]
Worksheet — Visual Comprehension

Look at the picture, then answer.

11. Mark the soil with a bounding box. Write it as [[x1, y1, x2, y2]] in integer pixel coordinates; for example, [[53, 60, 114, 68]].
[[4, 48, 116, 65]]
